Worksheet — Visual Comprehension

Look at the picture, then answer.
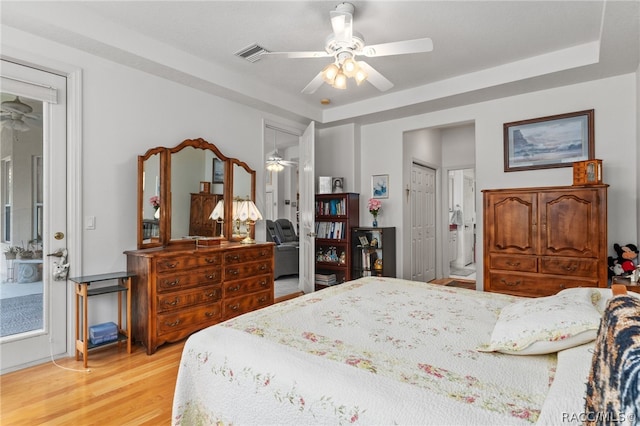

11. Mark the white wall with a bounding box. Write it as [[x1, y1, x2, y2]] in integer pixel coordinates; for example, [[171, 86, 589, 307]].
[[316, 124, 358, 193], [361, 73, 638, 288]]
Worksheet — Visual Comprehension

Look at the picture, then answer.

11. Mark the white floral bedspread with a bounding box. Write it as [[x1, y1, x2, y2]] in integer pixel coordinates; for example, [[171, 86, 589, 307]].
[[172, 277, 590, 425]]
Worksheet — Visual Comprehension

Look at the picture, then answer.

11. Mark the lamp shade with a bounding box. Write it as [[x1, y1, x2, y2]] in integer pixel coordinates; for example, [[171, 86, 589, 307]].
[[209, 200, 224, 220], [245, 200, 263, 221]]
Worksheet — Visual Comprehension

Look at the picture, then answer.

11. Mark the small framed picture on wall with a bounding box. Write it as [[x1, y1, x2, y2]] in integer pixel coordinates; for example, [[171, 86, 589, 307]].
[[371, 174, 389, 199]]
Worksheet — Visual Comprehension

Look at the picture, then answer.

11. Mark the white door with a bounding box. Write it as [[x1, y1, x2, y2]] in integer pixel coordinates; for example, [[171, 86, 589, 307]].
[[462, 175, 475, 265], [298, 122, 315, 294], [410, 163, 436, 282], [0, 61, 67, 372]]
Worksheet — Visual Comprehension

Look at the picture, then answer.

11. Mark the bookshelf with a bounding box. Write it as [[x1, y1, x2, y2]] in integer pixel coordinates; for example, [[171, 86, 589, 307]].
[[315, 192, 359, 290], [352, 227, 396, 278]]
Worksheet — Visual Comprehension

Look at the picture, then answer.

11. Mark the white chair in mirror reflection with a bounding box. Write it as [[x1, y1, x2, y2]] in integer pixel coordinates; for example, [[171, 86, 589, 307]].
[[209, 199, 225, 238]]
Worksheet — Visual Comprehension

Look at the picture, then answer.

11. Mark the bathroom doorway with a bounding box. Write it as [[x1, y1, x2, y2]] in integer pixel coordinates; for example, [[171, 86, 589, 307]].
[[447, 168, 476, 279]]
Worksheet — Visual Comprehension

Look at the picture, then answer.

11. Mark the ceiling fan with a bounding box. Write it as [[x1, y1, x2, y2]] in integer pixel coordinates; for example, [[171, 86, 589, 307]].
[[263, 2, 433, 94], [266, 132, 297, 172], [0, 96, 41, 132]]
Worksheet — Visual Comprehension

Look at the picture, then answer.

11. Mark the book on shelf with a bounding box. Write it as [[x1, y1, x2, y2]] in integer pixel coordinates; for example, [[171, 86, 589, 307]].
[[315, 273, 337, 286], [315, 221, 346, 239]]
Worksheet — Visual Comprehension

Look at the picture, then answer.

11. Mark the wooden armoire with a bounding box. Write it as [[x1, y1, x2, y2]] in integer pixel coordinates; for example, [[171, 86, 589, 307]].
[[189, 193, 222, 237], [482, 185, 608, 297]]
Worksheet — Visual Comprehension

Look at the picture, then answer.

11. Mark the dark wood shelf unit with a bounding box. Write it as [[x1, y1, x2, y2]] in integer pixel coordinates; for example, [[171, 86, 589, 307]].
[[314, 192, 359, 291], [352, 227, 396, 278]]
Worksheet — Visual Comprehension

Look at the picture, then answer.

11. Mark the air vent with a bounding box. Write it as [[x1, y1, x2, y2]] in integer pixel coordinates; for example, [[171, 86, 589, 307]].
[[234, 44, 269, 63]]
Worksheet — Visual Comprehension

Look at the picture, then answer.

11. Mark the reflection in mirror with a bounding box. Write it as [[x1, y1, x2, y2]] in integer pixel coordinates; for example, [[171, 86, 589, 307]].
[[170, 146, 225, 241], [142, 152, 161, 243], [231, 160, 256, 240]]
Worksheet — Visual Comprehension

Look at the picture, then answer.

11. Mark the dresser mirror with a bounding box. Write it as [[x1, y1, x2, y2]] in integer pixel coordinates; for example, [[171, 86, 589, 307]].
[[138, 147, 164, 249], [137, 138, 257, 248], [230, 159, 257, 241]]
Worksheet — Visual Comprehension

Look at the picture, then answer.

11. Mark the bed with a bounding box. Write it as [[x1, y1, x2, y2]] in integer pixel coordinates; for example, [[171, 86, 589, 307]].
[[172, 276, 638, 425]]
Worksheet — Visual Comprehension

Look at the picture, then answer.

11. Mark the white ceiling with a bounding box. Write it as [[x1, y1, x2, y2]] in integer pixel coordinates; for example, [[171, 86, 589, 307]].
[[1, 1, 639, 128]]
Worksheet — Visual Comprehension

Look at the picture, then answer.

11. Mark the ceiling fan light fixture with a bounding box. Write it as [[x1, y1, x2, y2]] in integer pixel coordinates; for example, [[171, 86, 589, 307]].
[[266, 162, 285, 172], [322, 63, 340, 84], [333, 72, 348, 89], [354, 66, 368, 85], [341, 57, 358, 77]]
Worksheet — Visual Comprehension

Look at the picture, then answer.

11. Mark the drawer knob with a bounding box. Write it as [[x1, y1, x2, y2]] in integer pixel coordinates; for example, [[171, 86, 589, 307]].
[[205, 274, 216, 280], [205, 311, 216, 317], [206, 292, 217, 298], [165, 319, 181, 328], [563, 265, 577, 272], [506, 261, 520, 267], [164, 279, 180, 287], [227, 255, 240, 261], [259, 280, 267, 287], [258, 296, 267, 303], [163, 262, 178, 269], [228, 284, 241, 292], [228, 269, 239, 276], [164, 298, 179, 307], [229, 303, 240, 311], [259, 264, 267, 271], [205, 258, 217, 263]]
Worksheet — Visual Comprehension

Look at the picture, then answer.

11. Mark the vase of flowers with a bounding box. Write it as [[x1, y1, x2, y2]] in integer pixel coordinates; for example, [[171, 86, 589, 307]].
[[149, 195, 160, 210], [368, 198, 382, 227]]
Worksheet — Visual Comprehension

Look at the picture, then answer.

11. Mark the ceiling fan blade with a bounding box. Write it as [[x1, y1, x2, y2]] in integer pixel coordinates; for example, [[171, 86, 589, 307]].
[[23, 116, 41, 127], [362, 37, 434, 57], [262, 51, 330, 59], [358, 61, 394, 92], [330, 8, 353, 42], [301, 71, 325, 94]]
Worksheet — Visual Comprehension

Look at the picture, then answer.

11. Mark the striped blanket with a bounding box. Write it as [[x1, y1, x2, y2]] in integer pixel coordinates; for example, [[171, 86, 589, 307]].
[[585, 295, 640, 425]]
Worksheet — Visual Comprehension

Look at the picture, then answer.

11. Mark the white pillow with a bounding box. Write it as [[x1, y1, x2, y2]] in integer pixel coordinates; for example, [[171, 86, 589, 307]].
[[479, 287, 602, 355]]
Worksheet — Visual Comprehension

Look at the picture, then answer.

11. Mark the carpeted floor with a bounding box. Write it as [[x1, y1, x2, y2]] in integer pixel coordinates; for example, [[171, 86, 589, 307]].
[[0, 293, 43, 337], [275, 275, 300, 298]]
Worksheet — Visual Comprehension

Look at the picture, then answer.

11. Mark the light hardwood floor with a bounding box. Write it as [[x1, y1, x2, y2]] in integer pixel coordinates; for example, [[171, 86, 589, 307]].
[[0, 341, 184, 425]]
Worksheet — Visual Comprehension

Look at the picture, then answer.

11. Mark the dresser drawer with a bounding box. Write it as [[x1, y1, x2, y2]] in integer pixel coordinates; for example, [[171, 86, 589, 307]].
[[490, 254, 537, 272], [539, 256, 597, 277], [223, 275, 271, 298], [488, 272, 598, 297], [224, 246, 273, 264], [155, 253, 222, 273], [157, 285, 222, 313], [224, 260, 271, 280], [156, 267, 221, 292], [157, 303, 222, 336], [224, 290, 273, 320]]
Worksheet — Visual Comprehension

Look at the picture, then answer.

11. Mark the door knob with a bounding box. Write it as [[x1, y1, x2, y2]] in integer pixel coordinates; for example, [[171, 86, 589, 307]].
[[54, 232, 64, 240]]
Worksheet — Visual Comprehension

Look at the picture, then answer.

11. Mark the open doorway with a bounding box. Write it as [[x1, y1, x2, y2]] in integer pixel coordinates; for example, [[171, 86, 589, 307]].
[[447, 168, 476, 280], [264, 123, 302, 300]]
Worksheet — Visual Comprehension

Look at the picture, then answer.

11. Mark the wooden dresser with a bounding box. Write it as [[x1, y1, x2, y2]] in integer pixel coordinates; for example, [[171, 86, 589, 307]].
[[483, 185, 608, 297], [125, 242, 274, 354]]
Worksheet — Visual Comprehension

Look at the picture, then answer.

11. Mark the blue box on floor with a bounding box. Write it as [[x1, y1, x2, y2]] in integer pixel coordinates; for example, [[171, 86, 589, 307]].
[[89, 322, 118, 345]]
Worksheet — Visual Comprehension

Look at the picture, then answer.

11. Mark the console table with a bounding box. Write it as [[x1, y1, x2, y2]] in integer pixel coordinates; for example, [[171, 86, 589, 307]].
[[69, 272, 135, 367]]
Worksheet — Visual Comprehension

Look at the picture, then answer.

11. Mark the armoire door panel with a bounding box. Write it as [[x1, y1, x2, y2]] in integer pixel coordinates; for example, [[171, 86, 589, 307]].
[[539, 191, 599, 257], [486, 193, 537, 254]]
